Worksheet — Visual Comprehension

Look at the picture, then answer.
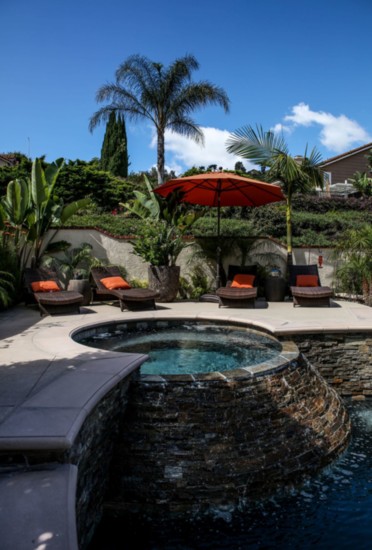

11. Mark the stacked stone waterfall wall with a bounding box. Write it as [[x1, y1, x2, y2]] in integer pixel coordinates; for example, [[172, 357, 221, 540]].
[[66, 372, 138, 550], [69, 330, 371, 541], [292, 333, 372, 398], [105, 355, 350, 521]]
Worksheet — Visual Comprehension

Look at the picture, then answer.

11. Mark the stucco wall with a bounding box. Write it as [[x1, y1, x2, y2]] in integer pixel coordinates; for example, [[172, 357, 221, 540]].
[[48, 228, 336, 288]]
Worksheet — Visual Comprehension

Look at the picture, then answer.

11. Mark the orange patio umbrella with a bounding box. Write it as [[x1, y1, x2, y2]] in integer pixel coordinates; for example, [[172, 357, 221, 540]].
[[154, 171, 285, 288]]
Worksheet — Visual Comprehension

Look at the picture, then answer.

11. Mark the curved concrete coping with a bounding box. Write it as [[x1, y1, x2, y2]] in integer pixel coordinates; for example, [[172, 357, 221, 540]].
[[0, 464, 78, 550], [0, 319, 148, 451]]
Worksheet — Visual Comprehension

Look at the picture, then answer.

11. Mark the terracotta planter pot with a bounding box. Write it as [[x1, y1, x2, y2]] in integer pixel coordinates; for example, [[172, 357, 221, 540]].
[[148, 265, 180, 302]]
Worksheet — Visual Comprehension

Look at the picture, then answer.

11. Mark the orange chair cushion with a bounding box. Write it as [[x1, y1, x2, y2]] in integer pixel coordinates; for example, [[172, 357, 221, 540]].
[[231, 274, 255, 288], [296, 274, 319, 287], [31, 280, 60, 292], [101, 276, 131, 290]]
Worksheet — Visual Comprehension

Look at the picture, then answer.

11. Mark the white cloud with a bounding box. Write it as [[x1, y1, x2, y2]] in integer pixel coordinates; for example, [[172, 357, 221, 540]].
[[152, 126, 257, 174], [271, 123, 292, 135], [283, 102, 372, 153]]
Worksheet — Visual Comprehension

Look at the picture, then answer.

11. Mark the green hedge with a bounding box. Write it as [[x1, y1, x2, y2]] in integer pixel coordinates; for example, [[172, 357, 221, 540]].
[[65, 203, 372, 247], [67, 214, 143, 236]]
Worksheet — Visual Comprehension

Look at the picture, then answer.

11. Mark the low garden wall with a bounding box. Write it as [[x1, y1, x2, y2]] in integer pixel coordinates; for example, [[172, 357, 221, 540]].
[[50, 228, 336, 287]]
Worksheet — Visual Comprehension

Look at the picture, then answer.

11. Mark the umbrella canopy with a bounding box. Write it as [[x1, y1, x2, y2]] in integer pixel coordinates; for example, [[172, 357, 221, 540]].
[[154, 172, 285, 288], [153, 171, 284, 207]]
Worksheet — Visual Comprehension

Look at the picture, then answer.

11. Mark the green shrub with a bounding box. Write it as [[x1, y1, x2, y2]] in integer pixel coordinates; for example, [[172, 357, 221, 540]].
[[55, 163, 132, 211], [249, 204, 287, 237], [192, 216, 256, 237], [131, 222, 190, 266], [0, 154, 32, 193], [179, 264, 213, 299], [292, 194, 372, 212], [67, 213, 143, 236], [0, 243, 21, 307], [128, 278, 148, 288]]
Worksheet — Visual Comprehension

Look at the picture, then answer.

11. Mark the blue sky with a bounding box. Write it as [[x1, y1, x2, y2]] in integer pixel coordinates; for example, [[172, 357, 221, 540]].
[[1, 0, 372, 175]]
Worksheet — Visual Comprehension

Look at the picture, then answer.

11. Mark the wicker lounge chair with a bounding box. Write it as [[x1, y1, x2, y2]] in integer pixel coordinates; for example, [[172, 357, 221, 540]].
[[91, 266, 158, 311], [23, 267, 84, 316], [289, 264, 333, 307], [216, 264, 258, 308]]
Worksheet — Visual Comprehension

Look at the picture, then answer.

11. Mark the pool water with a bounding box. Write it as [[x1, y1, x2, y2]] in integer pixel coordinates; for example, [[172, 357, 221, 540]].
[[77, 322, 281, 375], [90, 400, 372, 549]]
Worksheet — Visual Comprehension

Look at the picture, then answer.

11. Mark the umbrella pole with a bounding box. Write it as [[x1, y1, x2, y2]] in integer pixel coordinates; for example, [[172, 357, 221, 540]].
[[215, 196, 221, 290]]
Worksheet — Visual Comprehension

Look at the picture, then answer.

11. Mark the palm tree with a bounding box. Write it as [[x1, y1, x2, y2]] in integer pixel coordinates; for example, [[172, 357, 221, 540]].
[[226, 125, 324, 264], [349, 171, 372, 196], [89, 54, 230, 184]]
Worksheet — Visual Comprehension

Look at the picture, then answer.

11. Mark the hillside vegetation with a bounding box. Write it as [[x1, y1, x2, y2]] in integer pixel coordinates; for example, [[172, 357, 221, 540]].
[[66, 195, 372, 247]]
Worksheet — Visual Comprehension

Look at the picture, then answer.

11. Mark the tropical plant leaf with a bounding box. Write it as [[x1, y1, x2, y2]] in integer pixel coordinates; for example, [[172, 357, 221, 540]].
[[60, 198, 91, 223], [44, 240, 71, 254], [31, 158, 48, 205]]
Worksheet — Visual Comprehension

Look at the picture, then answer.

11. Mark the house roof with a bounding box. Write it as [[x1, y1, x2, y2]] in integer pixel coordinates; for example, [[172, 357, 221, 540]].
[[319, 142, 372, 167], [0, 154, 19, 166]]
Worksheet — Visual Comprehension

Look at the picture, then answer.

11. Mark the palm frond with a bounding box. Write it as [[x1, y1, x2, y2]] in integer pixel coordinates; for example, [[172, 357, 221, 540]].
[[167, 119, 204, 144], [226, 124, 288, 164]]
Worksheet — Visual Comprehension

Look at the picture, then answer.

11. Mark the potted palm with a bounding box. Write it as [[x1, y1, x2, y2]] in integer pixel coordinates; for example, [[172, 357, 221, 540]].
[[131, 221, 190, 302], [122, 175, 204, 302]]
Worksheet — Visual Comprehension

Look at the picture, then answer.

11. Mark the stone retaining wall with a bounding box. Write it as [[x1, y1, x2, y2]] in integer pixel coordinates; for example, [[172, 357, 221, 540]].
[[104, 354, 350, 522], [291, 333, 372, 398], [65, 371, 138, 550], [63, 329, 371, 542]]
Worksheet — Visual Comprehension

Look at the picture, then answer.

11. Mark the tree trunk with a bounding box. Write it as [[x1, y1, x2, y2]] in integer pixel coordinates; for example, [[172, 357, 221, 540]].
[[362, 278, 372, 306], [148, 265, 180, 302], [157, 128, 165, 184], [286, 195, 293, 266]]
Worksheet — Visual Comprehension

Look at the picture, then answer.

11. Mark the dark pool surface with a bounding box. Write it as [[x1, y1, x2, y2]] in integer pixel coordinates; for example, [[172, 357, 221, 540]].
[[76, 321, 281, 374], [90, 400, 372, 549]]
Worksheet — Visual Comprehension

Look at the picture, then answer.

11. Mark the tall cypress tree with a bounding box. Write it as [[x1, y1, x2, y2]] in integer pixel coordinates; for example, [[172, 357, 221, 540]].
[[100, 112, 129, 177]]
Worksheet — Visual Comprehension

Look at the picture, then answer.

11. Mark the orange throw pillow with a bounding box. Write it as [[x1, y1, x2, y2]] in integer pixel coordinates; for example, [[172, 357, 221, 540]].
[[231, 274, 255, 288], [31, 280, 60, 292], [296, 274, 319, 287], [101, 276, 131, 290]]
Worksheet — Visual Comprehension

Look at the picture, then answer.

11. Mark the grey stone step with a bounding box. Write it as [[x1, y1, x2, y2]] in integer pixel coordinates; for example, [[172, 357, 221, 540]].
[[0, 464, 78, 550]]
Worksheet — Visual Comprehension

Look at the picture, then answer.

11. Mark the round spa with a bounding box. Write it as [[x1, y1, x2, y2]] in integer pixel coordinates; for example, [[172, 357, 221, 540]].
[[73, 318, 351, 521]]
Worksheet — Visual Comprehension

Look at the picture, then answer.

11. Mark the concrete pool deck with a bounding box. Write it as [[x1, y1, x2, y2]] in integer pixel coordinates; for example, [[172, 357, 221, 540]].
[[1, 297, 372, 450], [1, 297, 372, 549]]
